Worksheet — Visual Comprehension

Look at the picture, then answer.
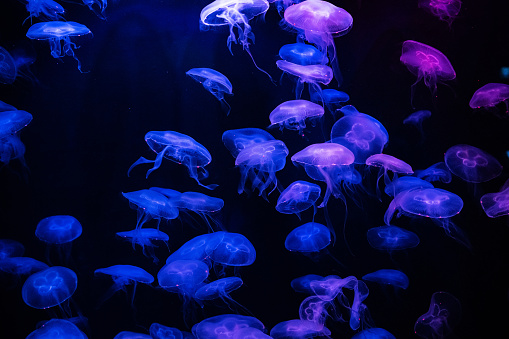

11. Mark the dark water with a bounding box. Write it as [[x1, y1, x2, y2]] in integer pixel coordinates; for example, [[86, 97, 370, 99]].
[[1, 0, 509, 338]]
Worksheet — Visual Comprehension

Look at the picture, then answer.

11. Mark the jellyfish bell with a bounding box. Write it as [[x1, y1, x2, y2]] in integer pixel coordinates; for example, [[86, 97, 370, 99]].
[[122, 189, 179, 229], [418, 0, 462, 26], [362, 269, 409, 289], [384, 176, 434, 197], [205, 231, 256, 267], [193, 314, 265, 339], [414, 292, 462, 339], [268, 99, 324, 135], [291, 274, 325, 294], [194, 277, 248, 313], [365, 154, 413, 197], [444, 144, 502, 183], [165, 233, 223, 265], [0, 47, 17, 85], [24, 0, 65, 24], [186, 68, 233, 115], [285, 222, 331, 253], [415, 161, 452, 183], [222, 128, 275, 158], [480, 181, 509, 218], [310, 88, 349, 115], [0, 109, 33, 137], [26, 319, 88, 339], [276, 180, 321, 217], [270, 319, 331, 339], [116, 228, 169, 263], [36, 215, 82, 245], [469, 83, 509, 115], [278, 42, 328, 66], [276, 60, 333, 99], [366, 225, 420, 252], [149, 323, 184, 339]]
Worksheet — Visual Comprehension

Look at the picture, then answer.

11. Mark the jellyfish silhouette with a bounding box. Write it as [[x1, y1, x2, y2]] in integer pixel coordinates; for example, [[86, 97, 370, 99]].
[[26, 21, 92, 73], [270, 319, 331, 339], [279, 43, 328, 66], [0, 239, 24, 260], [269, 100, 324, 135], [414, 292, 462, 339], [128, 131, 217, 190], [186, 68, 233, 115], [175, 191, 225, 231], [352, 328, 396, 339], [83, 0, 108, 20], [205, 231, 256, 267], [194, 277, 248, 313], [362, 269, 409, 289], [149, 323, 184, 339], [116, 228, 169, 263], [291, 274, 325, 294], [400, 40, 455, 105], [94, 265, 154, 308], [469, 83, 509, 115], [235, 139, 289, 198], [403, 110, 431, 141], [122, 189, 179, 229], [276, 60, 333, 99], [192, 314, 265, 339], [310, 88, 350, 115], [0, 46, 35, 85], [444, 144, 502, 183], [26, 319, 88, 339], [0, 109, 33, 137], [480, 180, 509, 218], [285, 222, 331, 253], [366, 225, 420, 252], [200, 0, 272, 79], [24, 0, 65, 23], [222, 128, 275, 158], [384, 176, 434, 197], [35, 215, 82, 265], [276, 180, 321, 218], [415, 162, 452, 184], [418, 0, 461, 26]]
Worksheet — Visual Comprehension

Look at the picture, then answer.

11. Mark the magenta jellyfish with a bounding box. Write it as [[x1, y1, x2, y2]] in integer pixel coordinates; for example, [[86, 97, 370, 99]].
[[26, 21, 92, 73], [366, 225, 420, 252], [235, 139, 289, 198], [276, 60, 333, 99], [24, 0, 65, 23], [362, 269, 409, 290], [186, 68, 233, 115], [400, 40, 455, 104], [222, 128, 275, 158], [270, 319, 331, 339], [414, 292, 462, 339], [122, 189, 179, 229], [418, 0, 461, 26], [128, 131, 217, 190], [199, 0, 272, 79], [444, 144, 502, 183], [278, 43, 328, 66], [469, 83, 509, 115], [193, 314, 265, 339], [276, 180, 321, 218], [116, 228, 169, 263], [480, 179, 509, 218], [268, 100, 324, 136], [298, 296, 333, 331]]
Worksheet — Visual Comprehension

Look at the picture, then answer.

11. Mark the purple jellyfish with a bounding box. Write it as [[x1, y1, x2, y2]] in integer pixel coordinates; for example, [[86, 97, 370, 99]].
[[276, 60, 333, 99], [469, 83, 509, 115], [193, 314, 265, 339], [270, 319, 330, 339], [26, 319, 87, 339], [222, 128, 275, 158], [400, 40, 455, 104], [365, 154, 413, 197], [205, 231, 256, 267], [0, 109, 33, 137], [418, 0, 462, 26], [414, 292, 461, 339], [480, 179, 509, 218], [0, 239, 24, 260], [186, 68, 233, 115], [194, 277, 247, 313], [26, 21, 92, 73], [444, 144, 502, 183], [276, 180, 321, 218], [269, 100, 324, 136]]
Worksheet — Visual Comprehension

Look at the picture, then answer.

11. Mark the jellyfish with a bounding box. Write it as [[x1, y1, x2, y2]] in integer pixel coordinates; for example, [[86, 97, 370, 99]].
[[199, 0, 272, 79], [414, 292, 462, 339], [235, 139, 289, 198], [0, 46, 35, 85], [192, 314, 265, 339], [24, 0, 65, 23], [149, 323, 184, 339], [384, 176, 434, 197], [194, 277, 247, 312], [285, 222, 331, 253], [233, 327, 272, 339], [310, 88, 349, 115], [269, 99, 324, 136], [176, 191, 225, 231], [26, 21, 92, 73], [222, 128, 275, 158], [0, 134, 28, 168], [0, 239, 24, 260], [276, 60, 333, 99], [362, 269, 409, 289], [480, 180, 509, 218], [113, 332, 151, 339], [275, 180, 321, 218], [205, 231, 256, 267], [22, 266, 77, 312], [128, 131, 217, 190], [0, 257, 49, 286], [366, 225, 420, 252], [282, 0, 353, 84], [352, 328, 396, 339], [415, 162, 452, 184], [0, 109, 33, 137], [469, 83, 509, 115], [0, 100, 16, 112], [186, 68, 233, 115], [444, 144, 502, 183], [270, 319, 331, 339], [278, 43, 328, 66], [94, 265, 154, 308], [122, 189, 179, 229], [400, 40, 455, 104], [418, 0, 462, 26], [116, 228, 169, 263], [35, 215, 82, 265], [165, 233, 223, 265], [83, 0, 108, 20], [291, 274, 325, 294], [403, 110, 432, 141], [366, 154, 413, 198], [26, 319, 88, 339]]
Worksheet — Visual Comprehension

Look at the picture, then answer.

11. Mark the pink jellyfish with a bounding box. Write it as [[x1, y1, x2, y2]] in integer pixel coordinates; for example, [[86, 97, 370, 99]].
[[418, 0, 462, 26], [469, 83, 509, 115]]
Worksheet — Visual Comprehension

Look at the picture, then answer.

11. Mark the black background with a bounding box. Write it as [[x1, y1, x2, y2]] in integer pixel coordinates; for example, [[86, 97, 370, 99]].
[[1, 0, 509, 338]]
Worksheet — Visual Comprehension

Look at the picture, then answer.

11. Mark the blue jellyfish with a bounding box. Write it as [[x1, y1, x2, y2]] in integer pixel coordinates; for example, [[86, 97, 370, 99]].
[[177, 191, 225, 231], [276, 181, 321, 218], [116, 228, 169, 263], [276, 60, 333, 99], [362, 269, 409, 289], [83, 0, 108, 20], [192, 314, 265, 339], [186, 68, 233, 115], [26, 22, 92, 73], [0, 134, 28, 168], [22, 266, 77, 312], [278, 43, 328, 66], [0, 46, 36, 85], [403, 110, 431, 141], [352, 328, 396, 339], [0, 109, 33, 137], [26, 319, 87, 339], [268, 100, 324, 136], [113, 332, 151, 339], [415, 161, 452, 183], [444, 144, 502, 183], [165, 233, 223, 265], [270, 319, 330, 339], [205, 231, 256, 267], [365, 154, 414, 197], [94, 265, 154, 308], [0, 100, 16, 112], [285, 222, 331, 253], [310, 88, 349, 115], [0, 257, 48, 276], [235, 140, 289, 198], [194, 277, 246, 312], [24, 0, 65, 23], [150, 323, 184, 339], [0, 239, 24, 259], [233, 327, 272, 339], [366, 225, 420, 252], [122, 189, 179, 229], [35, 215, 82, 265], [384, 176, 434, 197], [291, 274, 325, 294], [222, 128, 275, 158], [481, 181, 509, 218], [128, 131, 217, 190], [414, 292, 461, 339]]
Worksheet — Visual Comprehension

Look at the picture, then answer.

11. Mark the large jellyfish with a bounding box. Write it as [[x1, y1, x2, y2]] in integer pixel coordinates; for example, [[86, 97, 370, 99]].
[[469, 83, 509, 115], [235, 139, 289, 198], [285, 222, 331, 253], [192, 314, 265, 339], [26, 319, 87, 339], [222, 128, 275, 158], [116, 228, 169, 263], [165, 233, 223, 265], [480, 180, 509, 218], [128, 131, 217, 189], [276, 180, 321, 218], [365, 154, 414, 197], [444, 144, 502, 183], [186, 68, 233, 115], [26, 21, 92, 73], [414, 292, 462, 339], [400, 40, 455, 104], [418, 0, 462, 26], [122, 189, 179, 229], [268, 99, 324, 135], [362, 269, 409, 290], [23, 0, 65, 23], [276, 60, 333, 99], [199, 0, 272, 79]]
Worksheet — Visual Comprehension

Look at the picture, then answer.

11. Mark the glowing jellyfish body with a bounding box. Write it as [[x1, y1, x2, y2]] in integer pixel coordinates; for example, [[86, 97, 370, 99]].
[[235, 140, 289, 198], [233, 327, 272, 339], [278, 43, 328, 66], [480, 183, 509, 218], [200, 0, 271, 78], [205, 231, 256, 266], [83, 0, 108, 20], [366, 225, 420, 251], [0, 257, 49, 276], [0, 239, 24, 259], [276, 180, 321, 216], [0, 110, 33, 137], [158, 259, 209, 291], [276, 60, 333, 99], [26, 319, 87, 339], [114, 332, 151, 339], [35, 215, 82, 245], [116, 228, 169, 263], [26, 21, 91, 72], [384, 176, 434, 197], [269, 100, 324, 135], [0, 100, 16, 112], [352, 328, 396, 339], [165, 233, 223, 265], [414, 292, 461, 339], [22, 266, 77, 309], [310, 88, 349, 114], [415, 162, 452, 183], [470, 83, 509, 114], [222, 128, 275, 158], [122, 189, 179, 228], [195, 277, 242, 300], [291, 274, 325, 294], [418, 0, 461, 26], [177, 191, 225, 230], [193, 314, 265, 339], [128, 131, 217, 190], [24, 0, 65, 23], [270, 319, 331, 339], [362, 269, 409, 289], [0, 134, 27, 166], [285, 222, 331, 252], [186, 68, 233, 115], [0, 47, 17, 84], [444, 144, 502, 183], [150, 323, 183, 339]]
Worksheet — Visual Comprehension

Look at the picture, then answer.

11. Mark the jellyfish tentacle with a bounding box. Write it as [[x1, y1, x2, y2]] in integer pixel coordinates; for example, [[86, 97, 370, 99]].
[[127, 156, 153, 177]]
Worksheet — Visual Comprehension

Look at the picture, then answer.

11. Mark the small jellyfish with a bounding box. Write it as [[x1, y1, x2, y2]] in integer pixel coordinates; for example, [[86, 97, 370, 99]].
[[0, 239, 24, 260], [268, 100, 324, 135], [278, 43, 328, 66], [0, 257, 48, 276], [94, 265, 154, 308], [22, 266, 77, 311], [444, 144, 502, 183], [276, 60, 333, 99], [480, 180, 509, 218], [26, 21, 92, 73], [122, 189, 179, 229], [0, 134, 28, 168], [400, 40, 455, 104], [205, 231, 256, 267], [116, 228, 169, 263], [24, 0, 65, 23], [193, 314, 265, 339], [415, 162, 452, 184], [0, 46, 36, 85], [83, 0, 108, 20], [276, 180, 321, 218], [149, 323, 183, 339], [165, 233, 223, 265], [194, 277, 247, 313], [285, 222, 331, 253], [176, 191, 225, 231], [291, 274, 325, 294], [200, 0, 272, 79], [418, 0, 462, 26], [0, 109, 33, 137], [403, 110, 432, 141], [270, 319, 331, 339], [310, 88, 349, 115], [469, 83, 509, 115], [362, 269, 409, 289], [186, 68, 233, 115], [128, 131, 217, 190], [26, 319, 87, 339], [35, 215, 82, 265], [352, 328, 396, 339], [366, 225, 420, 252], [235, 139, 289, 198], [384, 176, 434, 197], [222, 128, 275, 158], [365, 154, 413, 197], [414, 292, 462, 339]]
